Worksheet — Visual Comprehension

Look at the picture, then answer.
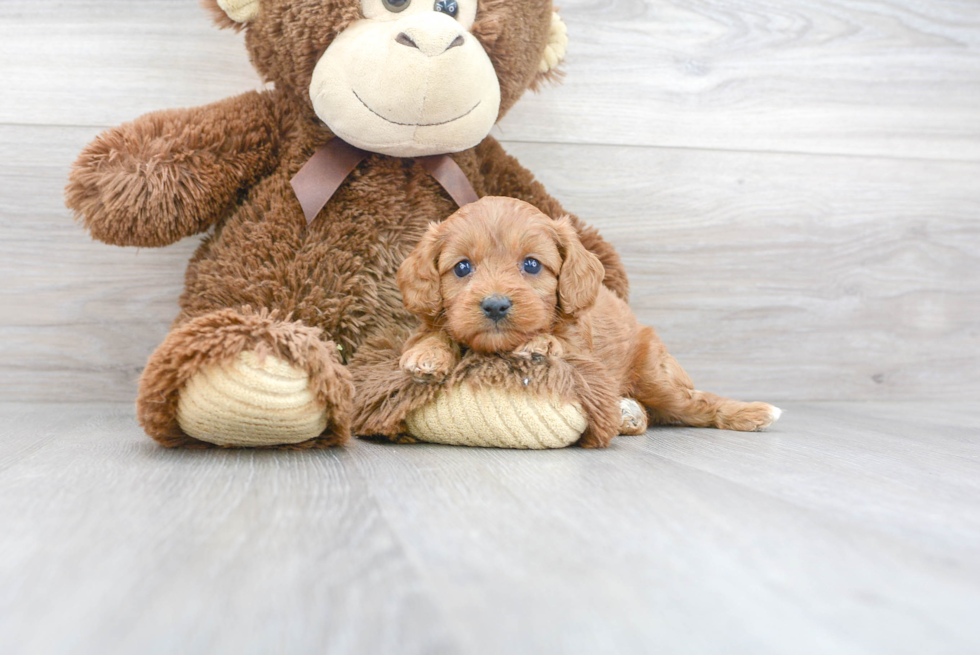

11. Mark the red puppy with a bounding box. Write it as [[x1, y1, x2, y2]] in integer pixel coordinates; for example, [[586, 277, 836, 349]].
[[397, 197, 780, 433]]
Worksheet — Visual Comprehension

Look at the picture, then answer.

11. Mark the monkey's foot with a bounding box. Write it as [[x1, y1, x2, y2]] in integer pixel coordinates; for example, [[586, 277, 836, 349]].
[[138, 308, 353, 448], [176, 351, 328, 447]]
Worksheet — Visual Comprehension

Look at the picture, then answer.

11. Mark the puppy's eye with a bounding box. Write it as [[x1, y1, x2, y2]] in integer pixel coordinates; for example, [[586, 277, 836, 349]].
[[453, 259, 472, 278], [522, 257, 541, 275], [383, 0, 411, 13], [433, 0, 459, 18]]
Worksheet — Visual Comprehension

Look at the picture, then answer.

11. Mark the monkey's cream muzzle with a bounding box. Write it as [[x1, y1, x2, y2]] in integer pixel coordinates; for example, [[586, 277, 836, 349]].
[[310, 11, 501, 157]]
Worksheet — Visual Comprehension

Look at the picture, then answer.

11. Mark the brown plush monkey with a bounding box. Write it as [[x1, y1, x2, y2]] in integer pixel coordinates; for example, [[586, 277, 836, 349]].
[[66, 0, 629, 448]]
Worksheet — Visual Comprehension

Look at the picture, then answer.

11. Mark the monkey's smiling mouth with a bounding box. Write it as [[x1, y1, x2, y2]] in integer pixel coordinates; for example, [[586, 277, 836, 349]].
[[353, 89, 481, 127]]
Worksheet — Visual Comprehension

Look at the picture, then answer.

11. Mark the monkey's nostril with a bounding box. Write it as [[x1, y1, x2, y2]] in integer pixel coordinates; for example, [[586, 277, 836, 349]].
[[481, 295, 513, 322], [395, 32, 420, 49], [446, 35, 465, 50]]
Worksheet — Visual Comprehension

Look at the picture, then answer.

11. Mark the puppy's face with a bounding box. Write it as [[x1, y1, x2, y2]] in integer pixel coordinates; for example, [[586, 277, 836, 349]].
[[437, 203, 561, 352], [398, 197, 605, 353]]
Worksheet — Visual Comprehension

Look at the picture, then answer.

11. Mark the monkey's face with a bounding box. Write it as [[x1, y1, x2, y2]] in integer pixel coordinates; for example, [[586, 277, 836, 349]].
[[309, 0, 499, 157], [209, 0, 563, 157]]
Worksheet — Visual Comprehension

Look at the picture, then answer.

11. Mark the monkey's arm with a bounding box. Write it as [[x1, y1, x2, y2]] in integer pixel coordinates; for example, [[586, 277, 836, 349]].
[[473, 136, 630, 301], [66, 91, 281, 247]]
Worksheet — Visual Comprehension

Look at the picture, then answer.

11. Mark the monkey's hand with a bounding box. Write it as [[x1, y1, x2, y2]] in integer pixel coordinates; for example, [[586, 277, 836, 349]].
[[66, 91, 280, 247]]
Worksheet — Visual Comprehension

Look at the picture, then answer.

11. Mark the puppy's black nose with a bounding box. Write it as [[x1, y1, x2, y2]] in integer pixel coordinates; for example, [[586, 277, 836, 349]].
[[481, 295, 512, 321]]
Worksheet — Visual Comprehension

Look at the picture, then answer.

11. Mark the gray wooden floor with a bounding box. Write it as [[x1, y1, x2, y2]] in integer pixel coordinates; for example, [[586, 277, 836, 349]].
[[1, 402, 978, 655]]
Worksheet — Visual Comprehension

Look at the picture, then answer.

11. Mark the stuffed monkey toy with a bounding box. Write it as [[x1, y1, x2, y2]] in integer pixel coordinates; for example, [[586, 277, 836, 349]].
[[66, 0, 629, 448]]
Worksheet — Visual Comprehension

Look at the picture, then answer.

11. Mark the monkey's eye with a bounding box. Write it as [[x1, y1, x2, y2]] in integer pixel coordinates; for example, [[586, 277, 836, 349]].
[[383, 0, 411, 13], [453, 259, 472, 278], [523, 257, 541, 275], [434, 0, 459, 18]]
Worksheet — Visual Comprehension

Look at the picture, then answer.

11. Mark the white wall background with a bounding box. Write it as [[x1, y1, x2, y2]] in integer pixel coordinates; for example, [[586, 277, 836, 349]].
[[1, 0, 978, 403]]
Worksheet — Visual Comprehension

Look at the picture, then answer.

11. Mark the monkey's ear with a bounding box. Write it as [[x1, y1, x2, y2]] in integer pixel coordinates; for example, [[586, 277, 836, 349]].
[[397, 222, 446, 320], [554, 216, 604, 317], [202, 0, 259, 29], [534, 12, 568, 85]]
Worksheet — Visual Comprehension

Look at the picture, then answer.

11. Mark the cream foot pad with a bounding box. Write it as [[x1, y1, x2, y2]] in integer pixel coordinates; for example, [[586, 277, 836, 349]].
[[176, 351, 328, 447], [404, 384, 588, 449]]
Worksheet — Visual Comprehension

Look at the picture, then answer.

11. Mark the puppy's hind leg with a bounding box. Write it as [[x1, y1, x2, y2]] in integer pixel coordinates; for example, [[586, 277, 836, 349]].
[[632, 329, 781, 432]]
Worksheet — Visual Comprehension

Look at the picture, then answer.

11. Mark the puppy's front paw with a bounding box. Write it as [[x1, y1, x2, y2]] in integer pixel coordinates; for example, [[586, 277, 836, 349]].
[[400, 344, 456, 382], [512, 334, 565, 361]]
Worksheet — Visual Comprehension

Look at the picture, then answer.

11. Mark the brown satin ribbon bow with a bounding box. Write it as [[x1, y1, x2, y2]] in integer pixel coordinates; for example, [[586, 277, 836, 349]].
[[290, 138, 480, 224]]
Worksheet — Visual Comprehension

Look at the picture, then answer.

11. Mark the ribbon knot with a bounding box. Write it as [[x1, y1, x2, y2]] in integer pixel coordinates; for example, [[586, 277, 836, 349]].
[[290, 138, 479, 225]]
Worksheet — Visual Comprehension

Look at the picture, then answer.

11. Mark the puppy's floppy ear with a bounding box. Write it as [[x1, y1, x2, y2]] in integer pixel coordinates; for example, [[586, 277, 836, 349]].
[[554, 216, 605, 316], [397, 221, 445, 319]]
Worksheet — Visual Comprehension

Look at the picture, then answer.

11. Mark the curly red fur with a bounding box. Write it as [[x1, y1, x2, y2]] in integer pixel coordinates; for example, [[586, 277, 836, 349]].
[[393, 197, 781, 436]]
